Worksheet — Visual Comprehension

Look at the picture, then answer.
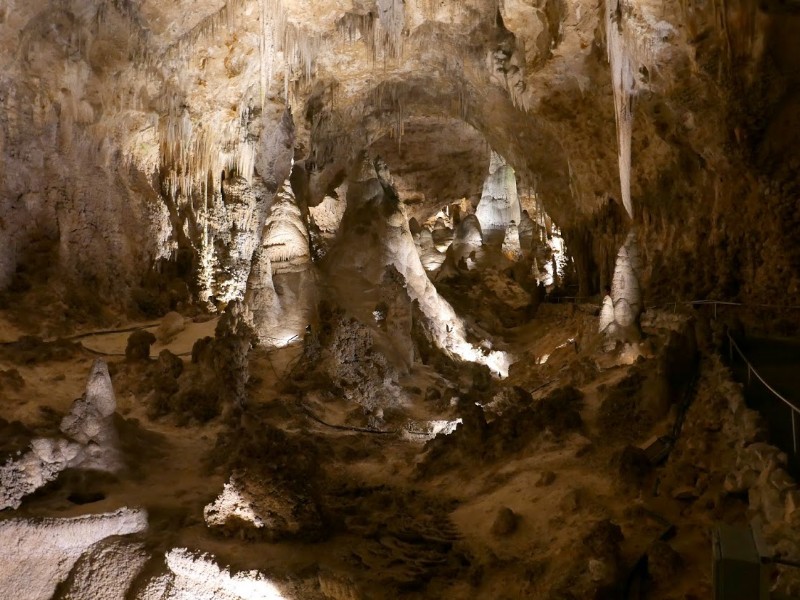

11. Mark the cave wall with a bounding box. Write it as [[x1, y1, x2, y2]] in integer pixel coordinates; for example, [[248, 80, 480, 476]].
[[0, 0, 798, 319]]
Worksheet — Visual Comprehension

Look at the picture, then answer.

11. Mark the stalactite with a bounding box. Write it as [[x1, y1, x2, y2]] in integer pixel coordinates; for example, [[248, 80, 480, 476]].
[[600, 3, 678, 345], [260, 0, 269, 108], [337, 0, 404, 61], [605, 0, 637, 220]]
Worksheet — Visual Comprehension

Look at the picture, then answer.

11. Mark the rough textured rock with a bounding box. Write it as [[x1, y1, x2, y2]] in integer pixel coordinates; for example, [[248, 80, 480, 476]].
[[212, 301, 255, 410], [490, 506, 519, 537], [0, 438, 82, 510], [204, 475, 268, 533], [449, 214, 484, 269], [204, 468, 321, 541], [61, 360, 117, 445], [1, 359, 121, 509], [325, 154, 511, 376], [1, 1, 800, 598], [137, 548, 286, 600], [0, 508, 148, 600], [501, 222, 522, 262], [56, 538, 150, 600], [415, 228, 446, 272], [60, 359, 121, 470]]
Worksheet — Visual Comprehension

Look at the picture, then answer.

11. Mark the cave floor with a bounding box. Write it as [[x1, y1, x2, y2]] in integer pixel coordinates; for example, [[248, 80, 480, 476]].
[[0, 305, 749, 599]]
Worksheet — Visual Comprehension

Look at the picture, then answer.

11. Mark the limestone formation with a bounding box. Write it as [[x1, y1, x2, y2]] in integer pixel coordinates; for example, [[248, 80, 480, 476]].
[[600, 231, 643, 346], [308, 193, 347, 252], [204, 475, 267, 533], [501, 222, 523, 262], [518, 210, 536, 254], [213, 301, 255, 409], [60, 359, 121, 470], [0, 508, 148, 600], [431, 217, 454, 253], [1, 359, 121, 509], [137, 548, 286, 600], [0, 438, 82, 510], [246, 180, 316, 348], [263, 180, 311, 273], [326, 154, 511, 377], [415, 228, 446, 272], [61, 360, 117, 444], [126, 330, 157, 361], [0, 1, 799, 599], [449, 214, 484, 269], [475, 152, 521, 243], [58, 538, 150, 600], [156, 312, 187, 344]]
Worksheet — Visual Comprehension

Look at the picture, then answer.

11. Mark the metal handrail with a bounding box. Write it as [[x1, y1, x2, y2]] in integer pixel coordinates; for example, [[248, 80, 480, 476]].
[[727, 331, 799, 453], [646, 298, 800, 453], [649, 298, 800, 311]]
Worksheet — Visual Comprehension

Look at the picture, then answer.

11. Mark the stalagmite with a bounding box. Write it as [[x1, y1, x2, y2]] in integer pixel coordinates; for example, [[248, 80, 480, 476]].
[[246, 179, 316, 348], [475, 151, 521, 244], [518, 210, 536, 254], [59, 359, 121, 471], [449, 214, 484, 268], [1, 360, 121, 510], [502, 222, 523, 261], [599, 230, 643, 347], [327, 154, 511, 377], [416, 228, 446, 272], [262, 181, 311, 272], [431, 217, 454, 253], [601, 0, 644, 345]]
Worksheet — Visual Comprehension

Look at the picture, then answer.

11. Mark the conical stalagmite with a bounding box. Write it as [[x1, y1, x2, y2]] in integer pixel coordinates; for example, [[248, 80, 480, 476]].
[[475, 151, 521, 244]]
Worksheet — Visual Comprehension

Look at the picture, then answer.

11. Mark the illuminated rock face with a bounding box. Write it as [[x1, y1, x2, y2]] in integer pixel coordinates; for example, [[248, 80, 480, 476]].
[[432, 218, 455, 253], [262, 181, 312, 273], [416, 228, 447, 272], [326, 154, 511, 376], [476, 152, 521, 244], [58, 538, 150, 600], [0, 508, 148, 600], [196, 176, 273, 305], [140, 548, 288, 600], [0, 507, 284, 600]]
